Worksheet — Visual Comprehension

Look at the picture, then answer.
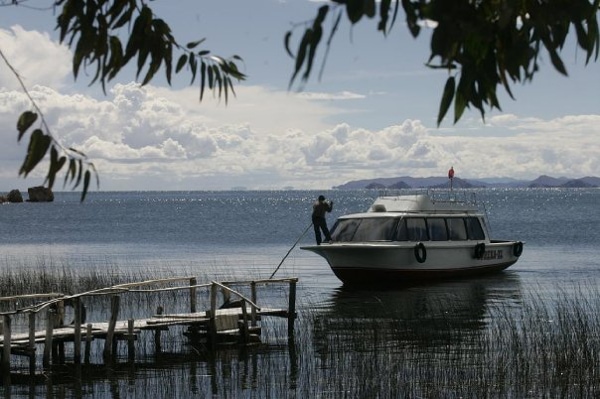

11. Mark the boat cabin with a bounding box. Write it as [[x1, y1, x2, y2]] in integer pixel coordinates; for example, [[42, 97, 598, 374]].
[[330, 195, 489, 243]]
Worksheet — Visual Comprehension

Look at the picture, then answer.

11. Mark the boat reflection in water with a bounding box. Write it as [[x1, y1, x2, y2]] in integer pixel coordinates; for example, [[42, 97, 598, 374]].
[[312, 273, 522, 354]]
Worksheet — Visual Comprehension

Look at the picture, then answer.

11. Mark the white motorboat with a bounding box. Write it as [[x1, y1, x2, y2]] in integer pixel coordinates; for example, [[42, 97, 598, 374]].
[[301, 193, 523, 285]]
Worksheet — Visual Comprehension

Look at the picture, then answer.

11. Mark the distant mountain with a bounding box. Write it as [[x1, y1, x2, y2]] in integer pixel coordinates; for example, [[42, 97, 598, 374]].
[[333, 175, 599, 190], [365, 182, 387, 189], [429, 177, 482, 189], [527, 175, 600, 188], [335, 176, 451, 190], [388, 181, 411, 189], [581, 176, 600, 186], [562, 179, 593, 188], [528, 175, 570, 188]]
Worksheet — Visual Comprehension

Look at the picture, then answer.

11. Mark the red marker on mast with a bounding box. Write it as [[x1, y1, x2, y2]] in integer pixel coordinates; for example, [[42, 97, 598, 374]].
[[448, 166, 455, 190]]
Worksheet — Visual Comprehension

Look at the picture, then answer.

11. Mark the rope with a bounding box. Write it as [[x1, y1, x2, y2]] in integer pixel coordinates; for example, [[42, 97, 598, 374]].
[[269, 223, 313, 279]]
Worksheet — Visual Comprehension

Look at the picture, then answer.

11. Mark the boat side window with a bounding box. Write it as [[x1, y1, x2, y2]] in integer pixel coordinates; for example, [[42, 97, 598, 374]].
[[394, 218, 408, 241], [331, 219, 361, 242], [465, 217, 486, 240], [352, 217, 398, 241], [447, 218, 468, 240], [427, 218, 448, 241], [406, 218, 428, 241]]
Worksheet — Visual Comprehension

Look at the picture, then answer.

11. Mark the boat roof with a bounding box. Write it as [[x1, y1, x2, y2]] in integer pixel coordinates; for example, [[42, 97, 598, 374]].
[[328, 194, 484, 219], [363, 194, 482, 216]]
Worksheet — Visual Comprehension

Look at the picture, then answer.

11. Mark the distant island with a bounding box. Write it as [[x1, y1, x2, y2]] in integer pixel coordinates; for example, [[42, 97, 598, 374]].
[[333, 175, 600, 190]]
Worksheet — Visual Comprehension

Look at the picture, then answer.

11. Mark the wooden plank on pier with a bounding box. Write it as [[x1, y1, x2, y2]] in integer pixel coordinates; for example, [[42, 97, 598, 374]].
[[0, 277, 299, 375], [0, 306, 290, 347]]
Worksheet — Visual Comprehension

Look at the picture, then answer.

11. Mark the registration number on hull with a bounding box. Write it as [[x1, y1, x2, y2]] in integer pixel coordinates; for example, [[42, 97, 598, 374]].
[[483, 249, 503, 260]]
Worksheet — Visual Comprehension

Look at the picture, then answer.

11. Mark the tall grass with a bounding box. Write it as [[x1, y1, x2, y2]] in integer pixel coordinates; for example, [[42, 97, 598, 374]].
[[3, 262, 600, 398]]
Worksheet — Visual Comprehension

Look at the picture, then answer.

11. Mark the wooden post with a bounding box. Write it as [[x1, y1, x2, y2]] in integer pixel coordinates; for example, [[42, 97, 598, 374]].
[[103, 295, 120, 360], [287, 280, 297, 338], [28, 312, 36, 350], [84, 324, 92, 364], [187, 278, 199, 338], [209, 283, 218, 346], [28, 312, 36, 374], [154, 328, 162, 353], [127, 319, 135, 362], [43, 309, 54, 367], [55, 300, 65, 364], [154, 306, 162, 352], [73, 297, 82, 364], [190, 278, 197, 313], [250, 281, 257, 327], [1, 315, 11, 371], [221, 284, 231, 305], [57, 300, 65, 326], [240, 300, 249, 344]]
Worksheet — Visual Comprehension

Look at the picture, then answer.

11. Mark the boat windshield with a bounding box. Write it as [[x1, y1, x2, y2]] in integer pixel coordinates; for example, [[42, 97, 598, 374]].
[[331, 218, 398, 242], [331, 216, 486, 242]]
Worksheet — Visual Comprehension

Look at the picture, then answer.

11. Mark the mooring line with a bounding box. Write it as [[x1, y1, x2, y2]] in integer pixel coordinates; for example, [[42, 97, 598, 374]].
[[269, 223, 313, 279]]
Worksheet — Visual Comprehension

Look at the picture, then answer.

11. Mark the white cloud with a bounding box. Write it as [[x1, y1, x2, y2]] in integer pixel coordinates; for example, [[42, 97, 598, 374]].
[[0, 26, 598, 191], [296, 91, 366, 100], [0, 26, 71, 90]]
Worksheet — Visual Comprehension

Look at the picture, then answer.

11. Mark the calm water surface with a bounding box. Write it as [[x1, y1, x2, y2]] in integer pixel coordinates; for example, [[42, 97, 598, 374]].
[[1, 188, 599, 397]]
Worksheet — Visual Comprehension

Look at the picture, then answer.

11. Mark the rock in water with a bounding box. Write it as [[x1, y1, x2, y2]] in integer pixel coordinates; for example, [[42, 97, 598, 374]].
[[27, 186, 54, 202], [6, 189, 23, 203]]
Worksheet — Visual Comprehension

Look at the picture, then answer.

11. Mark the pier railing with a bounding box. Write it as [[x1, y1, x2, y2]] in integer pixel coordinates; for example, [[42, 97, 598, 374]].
[[0, 276, 298, 374]]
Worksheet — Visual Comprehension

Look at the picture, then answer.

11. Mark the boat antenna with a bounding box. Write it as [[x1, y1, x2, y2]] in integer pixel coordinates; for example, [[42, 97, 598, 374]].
[[269, 223, 313, 279]]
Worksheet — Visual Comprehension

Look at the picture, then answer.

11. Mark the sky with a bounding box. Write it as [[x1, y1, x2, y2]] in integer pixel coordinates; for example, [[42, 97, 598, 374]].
[[0, 0, 599, 191]]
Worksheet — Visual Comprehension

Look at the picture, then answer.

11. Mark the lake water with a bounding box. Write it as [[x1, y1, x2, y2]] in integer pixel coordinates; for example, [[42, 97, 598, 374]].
[[1, 188, 599, 397]]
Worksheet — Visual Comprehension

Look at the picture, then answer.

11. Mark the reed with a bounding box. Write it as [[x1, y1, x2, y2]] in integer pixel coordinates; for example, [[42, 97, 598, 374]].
[[3, 261, 600, 398]]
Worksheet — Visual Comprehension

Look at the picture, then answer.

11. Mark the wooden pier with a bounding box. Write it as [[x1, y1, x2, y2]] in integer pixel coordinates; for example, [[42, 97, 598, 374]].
[[0, 277, 298, 376]]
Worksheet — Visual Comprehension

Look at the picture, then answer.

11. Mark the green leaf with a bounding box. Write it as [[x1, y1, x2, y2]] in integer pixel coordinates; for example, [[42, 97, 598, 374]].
[[207, 63, 214, 88], [378, 0, 391, 32], [402, 0, 420, 38], [304, 25, 322, 80], [176, 54, 188, 73], [346, 0, 364, 24], [46, 147, 66, 189], [437, 76, 455, 126], [80, 170, 91, 202], [548, 48, 567, 76], [17, 111, 38, 141], [107, 36, 124, 81], [290, 30, 310, 86], [112, 2, 135, 29], [20, 129, 51, 177], [189, 53, 198, 84], [200, 61, 206, 101], [453, 88, 467, 124], [74, 159, 83, 188], [284, 31, 294, 58], [186, 39, 206, 49], [364, 0, 376, 19], [64, 158, 77, 187]]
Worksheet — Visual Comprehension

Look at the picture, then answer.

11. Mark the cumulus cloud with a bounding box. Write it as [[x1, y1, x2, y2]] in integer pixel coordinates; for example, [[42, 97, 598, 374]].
[[296, 91, 366, 100], [0, 26, 598, 191], [0, 26, 71, 90], [2, 79, 599, 190]]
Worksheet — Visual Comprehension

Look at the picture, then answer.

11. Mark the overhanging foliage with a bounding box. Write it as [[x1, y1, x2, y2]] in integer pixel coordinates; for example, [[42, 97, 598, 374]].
[[9, 0, 246, 201], [286, 0, 600, 125]]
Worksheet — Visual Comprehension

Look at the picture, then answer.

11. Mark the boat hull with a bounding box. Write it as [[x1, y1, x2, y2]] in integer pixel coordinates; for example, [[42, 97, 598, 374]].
[[301, 240, 521, 285]]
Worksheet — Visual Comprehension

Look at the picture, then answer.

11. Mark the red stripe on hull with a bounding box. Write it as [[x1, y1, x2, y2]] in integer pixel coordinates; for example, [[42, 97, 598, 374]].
[[331, 261, 517, 285]]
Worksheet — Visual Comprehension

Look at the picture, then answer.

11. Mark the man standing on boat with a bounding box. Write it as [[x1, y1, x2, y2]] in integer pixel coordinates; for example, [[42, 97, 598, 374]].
[[312, 195, 333, 245]]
